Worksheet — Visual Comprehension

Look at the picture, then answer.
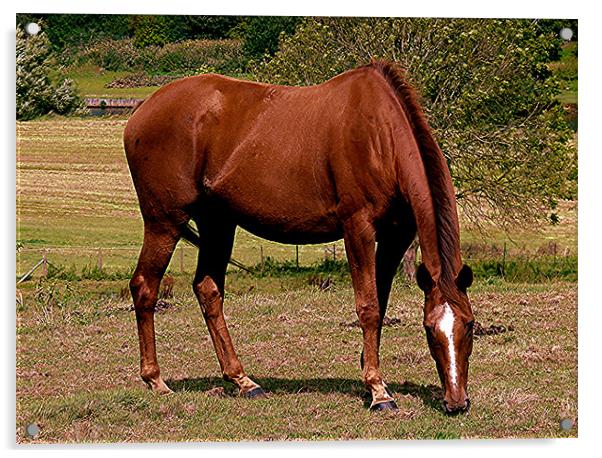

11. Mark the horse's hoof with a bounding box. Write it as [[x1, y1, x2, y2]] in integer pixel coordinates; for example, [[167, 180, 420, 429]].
[[243, 386, 267, 399], [370, 400, 398, 412]]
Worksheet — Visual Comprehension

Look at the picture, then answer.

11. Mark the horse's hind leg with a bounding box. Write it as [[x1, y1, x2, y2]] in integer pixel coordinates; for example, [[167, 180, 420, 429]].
[[343, 211, 397, 411], [130, 224, 180, 394], [192, 219, 265, 398], [375, 225, 416, 348]]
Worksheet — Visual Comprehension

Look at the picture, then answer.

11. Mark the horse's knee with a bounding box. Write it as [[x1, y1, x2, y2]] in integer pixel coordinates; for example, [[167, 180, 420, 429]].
[[356, 303, 380, 329], [130, 274, 156, 310], [193, 276, 222, 319]]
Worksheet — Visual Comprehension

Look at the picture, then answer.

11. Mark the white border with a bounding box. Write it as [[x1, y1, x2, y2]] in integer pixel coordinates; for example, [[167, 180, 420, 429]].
[[4, 1, 599, 457]]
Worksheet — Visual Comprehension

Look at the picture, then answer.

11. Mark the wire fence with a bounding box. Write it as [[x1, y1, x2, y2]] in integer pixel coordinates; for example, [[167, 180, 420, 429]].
[[16, 239, 577, 283]]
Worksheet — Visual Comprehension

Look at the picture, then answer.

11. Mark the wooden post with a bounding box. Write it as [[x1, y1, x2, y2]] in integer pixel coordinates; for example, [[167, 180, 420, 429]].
[[333, 244, 336, 262], [295, 245, 299, 268]]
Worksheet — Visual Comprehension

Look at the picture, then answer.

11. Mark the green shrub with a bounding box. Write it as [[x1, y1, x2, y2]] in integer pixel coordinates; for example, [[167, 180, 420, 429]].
[[16, 14, 132, 53], [130, 15, 171, 48], [16, 24, 85, 120], [468, 256, 577, 282], [233, 16, 300, 61], [78, 38, 244, 75]]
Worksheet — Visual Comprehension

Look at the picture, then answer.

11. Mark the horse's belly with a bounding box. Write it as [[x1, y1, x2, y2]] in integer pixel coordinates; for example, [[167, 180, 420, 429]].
[[236, 207, 343, 245]]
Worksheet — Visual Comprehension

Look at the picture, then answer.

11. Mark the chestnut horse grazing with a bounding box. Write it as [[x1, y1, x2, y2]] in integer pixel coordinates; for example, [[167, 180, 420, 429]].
[[124, 60, 475, 414]]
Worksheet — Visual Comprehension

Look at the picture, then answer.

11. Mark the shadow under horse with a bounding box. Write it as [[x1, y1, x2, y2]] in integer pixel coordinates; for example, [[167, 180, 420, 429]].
[[167, 376, 443, 412]]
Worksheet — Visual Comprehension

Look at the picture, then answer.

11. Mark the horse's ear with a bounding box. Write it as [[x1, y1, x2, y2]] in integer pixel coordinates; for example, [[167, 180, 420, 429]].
[[456, 264, 473, 292], [416, 263, 433, 292]]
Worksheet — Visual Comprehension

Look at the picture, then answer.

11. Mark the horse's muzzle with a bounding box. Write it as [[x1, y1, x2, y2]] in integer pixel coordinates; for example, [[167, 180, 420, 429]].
[[443, 398, 470, 415]]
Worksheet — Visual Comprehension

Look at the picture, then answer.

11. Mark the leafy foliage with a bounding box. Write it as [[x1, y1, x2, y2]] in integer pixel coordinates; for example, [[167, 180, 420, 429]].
[[252, 18, 577, 227], [16, 14, 244, 52], [232, 16, 300, 61], [77, 38, 244, 75], [16, 25, 85, 121], [16, 14, 132, 52]]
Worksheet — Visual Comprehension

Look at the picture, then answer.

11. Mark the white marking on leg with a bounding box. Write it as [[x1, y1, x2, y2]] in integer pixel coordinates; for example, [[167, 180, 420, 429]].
[[437, 302, 458, 387]]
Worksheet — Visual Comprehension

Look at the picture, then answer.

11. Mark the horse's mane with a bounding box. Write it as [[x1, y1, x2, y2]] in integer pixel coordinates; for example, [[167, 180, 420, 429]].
[[369, 59, 461, 293]]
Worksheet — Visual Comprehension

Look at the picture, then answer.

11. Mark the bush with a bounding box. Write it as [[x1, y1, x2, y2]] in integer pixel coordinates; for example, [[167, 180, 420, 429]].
[[252, 18, 577, 228], [77, 38, 245, 75], [16, 14, 132, 52], [130, 15, 171, 48], [16, 24, 85, 120], [233, 16, 300, 61]]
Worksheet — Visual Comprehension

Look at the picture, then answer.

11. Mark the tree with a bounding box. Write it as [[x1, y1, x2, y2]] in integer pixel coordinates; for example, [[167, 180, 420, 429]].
[[16, 24, 85, 121], [233, 16, 300, 61], [252, 18, 577, 228]]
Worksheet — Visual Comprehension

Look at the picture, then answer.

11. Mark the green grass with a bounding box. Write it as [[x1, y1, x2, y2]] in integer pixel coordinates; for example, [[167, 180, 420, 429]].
[[16, 277, 577, 442], [66, 64, 161, 98]]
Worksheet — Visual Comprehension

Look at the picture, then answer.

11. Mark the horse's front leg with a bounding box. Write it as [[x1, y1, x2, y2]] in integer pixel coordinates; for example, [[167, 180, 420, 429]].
[[343, 211, 398, 411]]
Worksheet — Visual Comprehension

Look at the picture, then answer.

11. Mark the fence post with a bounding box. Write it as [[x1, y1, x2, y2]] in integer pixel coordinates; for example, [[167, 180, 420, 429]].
[[42, 250, 48, 277], [333, 244, 336, 262], [295, 245, 299, 268], [502, 242, 507, 278]]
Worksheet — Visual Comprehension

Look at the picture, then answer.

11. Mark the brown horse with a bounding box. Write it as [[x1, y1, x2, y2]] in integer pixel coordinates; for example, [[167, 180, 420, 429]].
[[124, 60, 475, 414]]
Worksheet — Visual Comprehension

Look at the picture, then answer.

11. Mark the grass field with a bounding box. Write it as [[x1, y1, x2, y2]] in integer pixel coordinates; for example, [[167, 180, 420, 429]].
[[16, 117, 578, 442], [16, 276, 577, 442]]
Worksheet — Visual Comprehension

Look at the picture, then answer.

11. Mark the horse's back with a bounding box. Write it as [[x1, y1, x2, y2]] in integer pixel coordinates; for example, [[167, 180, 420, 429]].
[[123, 69, 408, 239]]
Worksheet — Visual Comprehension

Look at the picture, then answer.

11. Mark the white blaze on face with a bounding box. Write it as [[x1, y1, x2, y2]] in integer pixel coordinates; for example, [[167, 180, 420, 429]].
[[437, 302, 458, 387]]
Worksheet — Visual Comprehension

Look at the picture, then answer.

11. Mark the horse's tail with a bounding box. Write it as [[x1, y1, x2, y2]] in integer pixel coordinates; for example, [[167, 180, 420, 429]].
[[181, 222, 201, 247], [180, 221, 254, 274]]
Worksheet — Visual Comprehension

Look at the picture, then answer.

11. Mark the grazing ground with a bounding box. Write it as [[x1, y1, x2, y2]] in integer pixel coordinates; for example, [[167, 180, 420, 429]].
[[16, 117, 578, 442], [16, 276, 577, 442]]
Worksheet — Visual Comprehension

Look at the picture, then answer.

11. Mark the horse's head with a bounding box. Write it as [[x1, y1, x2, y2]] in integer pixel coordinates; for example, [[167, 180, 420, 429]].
[[416, 263, 474, 415]]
